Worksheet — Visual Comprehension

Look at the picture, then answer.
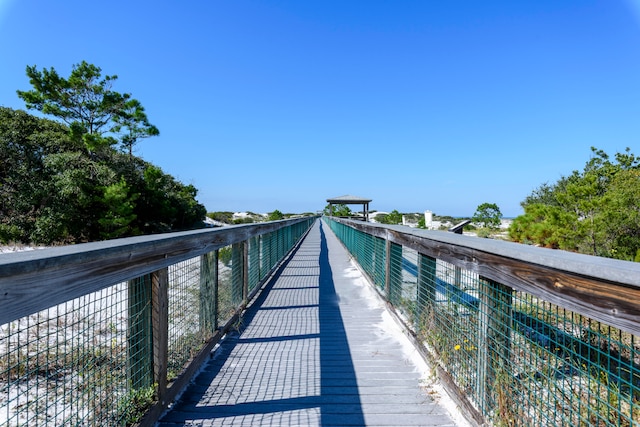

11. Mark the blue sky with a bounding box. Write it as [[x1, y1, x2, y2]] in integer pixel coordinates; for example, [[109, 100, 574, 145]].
[[2, 1, 640, 217]]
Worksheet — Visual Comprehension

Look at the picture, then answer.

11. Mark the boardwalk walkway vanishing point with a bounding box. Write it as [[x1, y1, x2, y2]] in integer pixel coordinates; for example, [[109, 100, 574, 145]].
[[157, 220, 469, 427]]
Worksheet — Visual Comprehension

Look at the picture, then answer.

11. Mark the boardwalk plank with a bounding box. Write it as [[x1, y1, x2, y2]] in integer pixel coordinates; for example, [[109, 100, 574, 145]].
[[157, 221, 466, 427]]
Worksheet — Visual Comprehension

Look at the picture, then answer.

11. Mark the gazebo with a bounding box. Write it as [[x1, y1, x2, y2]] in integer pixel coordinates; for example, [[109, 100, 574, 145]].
[[326, 195, 372, 221]]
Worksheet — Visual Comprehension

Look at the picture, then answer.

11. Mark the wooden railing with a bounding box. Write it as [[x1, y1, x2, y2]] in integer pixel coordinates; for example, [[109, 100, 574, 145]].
[[326, 217, 640, 426], [3, 213, 639, 426], [0, 216, 316, 426]]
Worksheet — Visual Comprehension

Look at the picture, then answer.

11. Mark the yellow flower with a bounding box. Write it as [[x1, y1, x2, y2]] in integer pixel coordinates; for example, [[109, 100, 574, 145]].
[[454, 344, 461, 351]]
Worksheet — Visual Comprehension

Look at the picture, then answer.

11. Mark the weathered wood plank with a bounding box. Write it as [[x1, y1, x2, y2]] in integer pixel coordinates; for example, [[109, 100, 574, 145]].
[[0, 217, 314, 325], [157, 221, 462, 427], [334, 218, 640, 337], [199, 251, 218, 334]]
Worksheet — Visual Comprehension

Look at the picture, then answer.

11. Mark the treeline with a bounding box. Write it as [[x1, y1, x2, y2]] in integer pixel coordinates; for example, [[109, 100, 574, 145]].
[[207, 210, 315, 224], [509, 147, 640, 261], [0, 106, 205, 244], [1, 61, 207, 244]]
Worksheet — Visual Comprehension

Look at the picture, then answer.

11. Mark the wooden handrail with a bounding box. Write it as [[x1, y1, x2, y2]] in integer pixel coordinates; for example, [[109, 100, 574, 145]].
[[332, 218, 640, 337], [0, 217, 316, 326]]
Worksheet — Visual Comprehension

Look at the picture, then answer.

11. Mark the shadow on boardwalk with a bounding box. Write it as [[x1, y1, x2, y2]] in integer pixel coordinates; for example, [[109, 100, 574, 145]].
[[158, 221, 459, 426]]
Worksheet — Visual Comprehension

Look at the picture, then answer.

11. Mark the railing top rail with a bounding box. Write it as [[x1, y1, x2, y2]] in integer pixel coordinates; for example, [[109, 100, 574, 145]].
[[331, 217, 640, 336], [0, 216, 317, 326], [343, 219, 640, 287]]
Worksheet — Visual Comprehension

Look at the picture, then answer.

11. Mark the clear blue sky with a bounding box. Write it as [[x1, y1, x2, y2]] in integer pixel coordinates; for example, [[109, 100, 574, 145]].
[[2, 1, 640, 217]]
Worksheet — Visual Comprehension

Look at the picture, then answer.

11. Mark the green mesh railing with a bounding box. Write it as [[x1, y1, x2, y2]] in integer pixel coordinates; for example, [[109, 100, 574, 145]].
[[325, 217, 640, 427], [0, 284, 130, 425], [0, 217, 316, 426]]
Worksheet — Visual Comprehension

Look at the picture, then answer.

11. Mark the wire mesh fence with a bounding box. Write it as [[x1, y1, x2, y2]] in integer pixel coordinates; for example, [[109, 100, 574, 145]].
[[326, 217, 640, 427], [167, 258, 207, 381], [248, 236, 261, 293], [0, 217, 316, 426], [0, 284, 134, 426]]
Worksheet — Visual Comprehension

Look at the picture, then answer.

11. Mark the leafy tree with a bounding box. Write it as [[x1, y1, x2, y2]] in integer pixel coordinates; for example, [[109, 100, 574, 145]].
[[509, 147, 640, 260], [3, 61, 204, 244], [207, 212, 234, 224], [378, 210, 403, 225], [40, 150, 116, 242], [509, 203, 578, 249], [17, 61, 158, 153], [324, 203, 351, 217], [112, 98, 159, 157], [597, 169, 640, 259], [472, 203, 502, 230], [0, 107, 74, 242], [136, 164, 206, 233], [267, 210, 284, 221], [98, 177, 139, 239], [0, 106, 204, 244]]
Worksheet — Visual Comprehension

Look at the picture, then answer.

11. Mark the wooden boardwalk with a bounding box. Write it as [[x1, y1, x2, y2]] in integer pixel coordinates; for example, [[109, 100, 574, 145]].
[[157, 221, 465, 427]]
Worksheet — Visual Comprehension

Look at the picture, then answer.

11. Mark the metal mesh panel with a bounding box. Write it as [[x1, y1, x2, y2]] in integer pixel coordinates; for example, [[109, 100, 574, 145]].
[[352, 229, 374, 284], [416, 257, 640, 425], [505, 292, 640, 426], [260, 232, 274, 281], [373, 235, 386, 291], [218, 245, 242, 325], [248, 236, 261, 293], [357, 229, 377, 287], [278, 228, 286, 264], [284, 226, 292, 251], [167, 257, 204, 380], [231, 243, 245, 304], [326, 218, 640, 426], [264, 231, 275, 272], [0, 284, 136, 426], [387, 242, 403, 306], [268, 230, 279, 273], [0, 218, 317, 426], [416, 259, 482, 402], [394, 246, 418, 323], [326, 220, 386, 292]]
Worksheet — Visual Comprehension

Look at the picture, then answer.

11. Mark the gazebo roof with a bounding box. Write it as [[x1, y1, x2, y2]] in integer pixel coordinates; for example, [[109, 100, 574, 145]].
[[326, 195, 372, 204]]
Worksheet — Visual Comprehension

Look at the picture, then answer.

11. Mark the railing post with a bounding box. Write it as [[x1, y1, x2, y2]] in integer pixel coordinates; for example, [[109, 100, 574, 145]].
[[477, 276, 513, 414], [449, 224, 465, 310], [248, 236, 259, 292], [151, 267, 169, 401], [270, 231, 277, 270], [199, 251, 218, 334], [242, 240, 249, 304], [260, 234, 269, 280], [388, 242, 403, 305], [128, 274, 153, 390], [231, 243, 244, 306], [417, 254, 437, 332], [374, 236, 386, 289], [385, 240, 392, 299], [384, 238, 403, 304], [278, 228, 284, 259]]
